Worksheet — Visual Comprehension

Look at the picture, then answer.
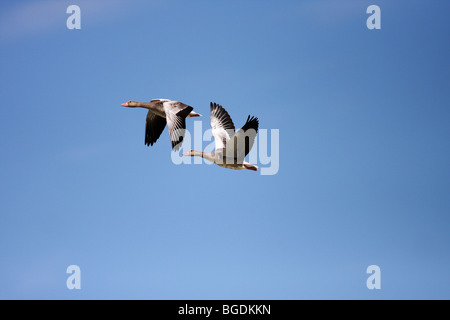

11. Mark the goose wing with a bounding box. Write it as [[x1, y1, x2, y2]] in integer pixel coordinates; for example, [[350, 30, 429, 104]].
[[224, 115, 259, 163], [144, 111, 166, 146], [210, 102, 235, 151], [163, 100, 193, 151]]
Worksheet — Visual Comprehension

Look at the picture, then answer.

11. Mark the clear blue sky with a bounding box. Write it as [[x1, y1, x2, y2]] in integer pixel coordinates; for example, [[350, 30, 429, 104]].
[[1, 0, 449, 299]]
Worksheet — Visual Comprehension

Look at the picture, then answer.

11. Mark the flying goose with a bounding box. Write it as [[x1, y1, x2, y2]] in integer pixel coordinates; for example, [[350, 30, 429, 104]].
[[122, 99, 201, 151], [182, 102, 259, 171]]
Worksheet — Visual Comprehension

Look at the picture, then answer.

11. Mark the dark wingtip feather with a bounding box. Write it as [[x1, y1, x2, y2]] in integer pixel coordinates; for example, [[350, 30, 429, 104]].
[[241, 115, 259, 133], [176, 105, 193, 118], [211, 102, 223, 110], [171, 135, 184, 151]]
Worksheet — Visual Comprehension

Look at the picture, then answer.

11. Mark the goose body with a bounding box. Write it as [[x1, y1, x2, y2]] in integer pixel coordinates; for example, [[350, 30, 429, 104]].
[[122, 99, 201, 151], [183, 102, 259, 171]]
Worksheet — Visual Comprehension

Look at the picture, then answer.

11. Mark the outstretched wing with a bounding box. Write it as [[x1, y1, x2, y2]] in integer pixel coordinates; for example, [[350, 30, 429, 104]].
[[163, 100, 193, 151], [224, 115, 259, 163], [144, 111, 167, 146], [210, 102, 235, 151]]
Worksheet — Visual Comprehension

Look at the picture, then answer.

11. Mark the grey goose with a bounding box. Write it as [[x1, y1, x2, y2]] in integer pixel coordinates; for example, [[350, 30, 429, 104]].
[[182, 102, 259, 171], [122, 99, 201, 151]]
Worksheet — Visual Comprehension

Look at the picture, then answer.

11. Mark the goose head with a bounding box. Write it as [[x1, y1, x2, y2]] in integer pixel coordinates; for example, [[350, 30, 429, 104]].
[[182, 150, 196, 156], [182, 150, 207, 157], [121, 100, 137, 107]]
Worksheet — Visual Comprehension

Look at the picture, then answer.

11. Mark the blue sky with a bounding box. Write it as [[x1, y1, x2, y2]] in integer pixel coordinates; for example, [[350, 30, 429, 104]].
[[0, 0, 449, 299]]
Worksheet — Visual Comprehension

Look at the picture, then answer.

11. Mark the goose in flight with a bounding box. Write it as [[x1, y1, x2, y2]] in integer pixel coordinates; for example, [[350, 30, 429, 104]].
[[182, 102, 259, 171], [122, 99, 201, 151]]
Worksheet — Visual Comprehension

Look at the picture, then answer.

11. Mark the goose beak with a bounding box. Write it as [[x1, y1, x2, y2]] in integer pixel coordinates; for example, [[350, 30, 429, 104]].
[[121, 102, 129, 107]]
